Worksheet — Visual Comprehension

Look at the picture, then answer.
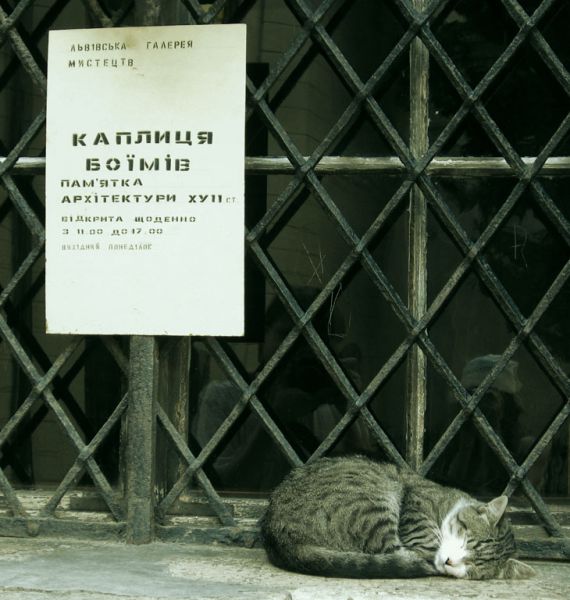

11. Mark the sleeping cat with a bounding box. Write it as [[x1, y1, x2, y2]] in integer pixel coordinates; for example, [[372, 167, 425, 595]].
[[260, 456, 535, 579]]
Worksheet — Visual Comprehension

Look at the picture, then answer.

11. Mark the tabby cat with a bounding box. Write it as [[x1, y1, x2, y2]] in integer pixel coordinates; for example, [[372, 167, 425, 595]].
[[260, 456, 535, 580]]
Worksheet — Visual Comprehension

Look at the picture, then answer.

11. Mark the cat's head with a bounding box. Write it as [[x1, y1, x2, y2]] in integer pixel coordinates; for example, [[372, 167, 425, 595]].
[[437, 496, 536, 580]]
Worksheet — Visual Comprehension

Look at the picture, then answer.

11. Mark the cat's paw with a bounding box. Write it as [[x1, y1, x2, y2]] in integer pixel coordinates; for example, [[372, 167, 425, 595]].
[[498, 558, 536, 580]]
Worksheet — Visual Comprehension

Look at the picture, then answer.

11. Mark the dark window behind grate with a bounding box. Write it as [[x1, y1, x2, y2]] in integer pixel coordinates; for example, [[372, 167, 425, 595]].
[[0, 0, 569, 558]]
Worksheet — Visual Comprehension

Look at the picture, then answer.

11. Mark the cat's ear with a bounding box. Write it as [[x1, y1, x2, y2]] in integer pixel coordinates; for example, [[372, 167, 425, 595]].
[[481, 495, 508, 526], [497, 558, 536, 579]]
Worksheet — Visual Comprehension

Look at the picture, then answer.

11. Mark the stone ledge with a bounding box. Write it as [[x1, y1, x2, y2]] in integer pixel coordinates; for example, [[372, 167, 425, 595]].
[[0, 537, 568, 600]]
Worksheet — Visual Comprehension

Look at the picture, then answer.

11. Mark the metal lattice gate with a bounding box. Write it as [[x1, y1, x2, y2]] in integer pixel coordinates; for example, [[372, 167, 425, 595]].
[[0, 0, 569, 559]]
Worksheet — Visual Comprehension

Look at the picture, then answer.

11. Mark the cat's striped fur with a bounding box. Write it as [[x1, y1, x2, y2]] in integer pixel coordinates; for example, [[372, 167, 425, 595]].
[[260, 456, 535, 579]]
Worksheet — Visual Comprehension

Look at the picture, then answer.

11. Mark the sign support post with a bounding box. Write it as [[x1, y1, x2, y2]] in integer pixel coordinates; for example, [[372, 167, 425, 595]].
[[126, 0, 160, 546], [126, 335, 158, 544]]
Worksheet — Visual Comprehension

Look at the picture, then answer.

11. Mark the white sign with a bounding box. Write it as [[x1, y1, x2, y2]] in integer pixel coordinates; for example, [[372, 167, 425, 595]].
[[45, 25, 246, 336]]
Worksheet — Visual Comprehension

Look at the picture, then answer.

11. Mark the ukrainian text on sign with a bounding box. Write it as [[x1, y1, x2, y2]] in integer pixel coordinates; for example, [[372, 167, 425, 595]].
[[46, 24, 246, 335]]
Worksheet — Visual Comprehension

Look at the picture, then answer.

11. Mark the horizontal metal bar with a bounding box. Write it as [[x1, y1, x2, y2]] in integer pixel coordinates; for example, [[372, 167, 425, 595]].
[[156, 524, 259, 547], [245, 156, 570, 176], [0, 516, 124, 540], [2, 157, 46, 174], [0, 513, 566, 559], [6, 155, 570, 176], [516, 536, 570, 560]]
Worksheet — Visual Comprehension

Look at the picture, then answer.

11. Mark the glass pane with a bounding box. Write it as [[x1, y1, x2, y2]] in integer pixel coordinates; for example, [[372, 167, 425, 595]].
[[425, 177, 569, 498], [431, 0, 570, 156], [242, 0, 410, 157], [190, 172, 411, 491]]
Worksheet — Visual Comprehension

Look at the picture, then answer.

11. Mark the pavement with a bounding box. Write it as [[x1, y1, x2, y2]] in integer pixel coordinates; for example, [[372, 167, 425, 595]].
[[0, 536, 568, 600]]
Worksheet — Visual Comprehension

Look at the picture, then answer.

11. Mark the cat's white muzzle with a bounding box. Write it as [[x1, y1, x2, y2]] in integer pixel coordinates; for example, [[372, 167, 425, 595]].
[[435, 533, 469, 578], [436, 557, 468, 578]]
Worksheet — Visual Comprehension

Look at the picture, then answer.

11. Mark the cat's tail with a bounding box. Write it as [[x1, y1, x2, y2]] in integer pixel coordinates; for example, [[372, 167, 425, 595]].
[[265, 544, 437, 579]]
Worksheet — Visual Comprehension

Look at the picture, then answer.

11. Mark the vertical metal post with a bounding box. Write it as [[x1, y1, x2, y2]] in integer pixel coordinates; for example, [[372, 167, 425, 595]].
[[126, 336, 158, 543], [125, 0, 163, 543], [405, 0, 429, 471], [156, 338, 191, 501]]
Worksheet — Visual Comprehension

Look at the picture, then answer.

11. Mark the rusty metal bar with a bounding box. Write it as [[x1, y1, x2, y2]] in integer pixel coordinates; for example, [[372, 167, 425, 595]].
[[156, 404, 235, 526], [5, 154, 570, 176], [156, 338, 191, 501], [122, 0, 168, 545], [0, 5, 46, 95], [126, 336, 158, 544], [42, 394, 129, 517]]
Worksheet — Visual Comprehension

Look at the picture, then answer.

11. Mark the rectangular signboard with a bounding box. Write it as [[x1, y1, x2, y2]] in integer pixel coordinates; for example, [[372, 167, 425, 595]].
[[46, 24, 246, 336]]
